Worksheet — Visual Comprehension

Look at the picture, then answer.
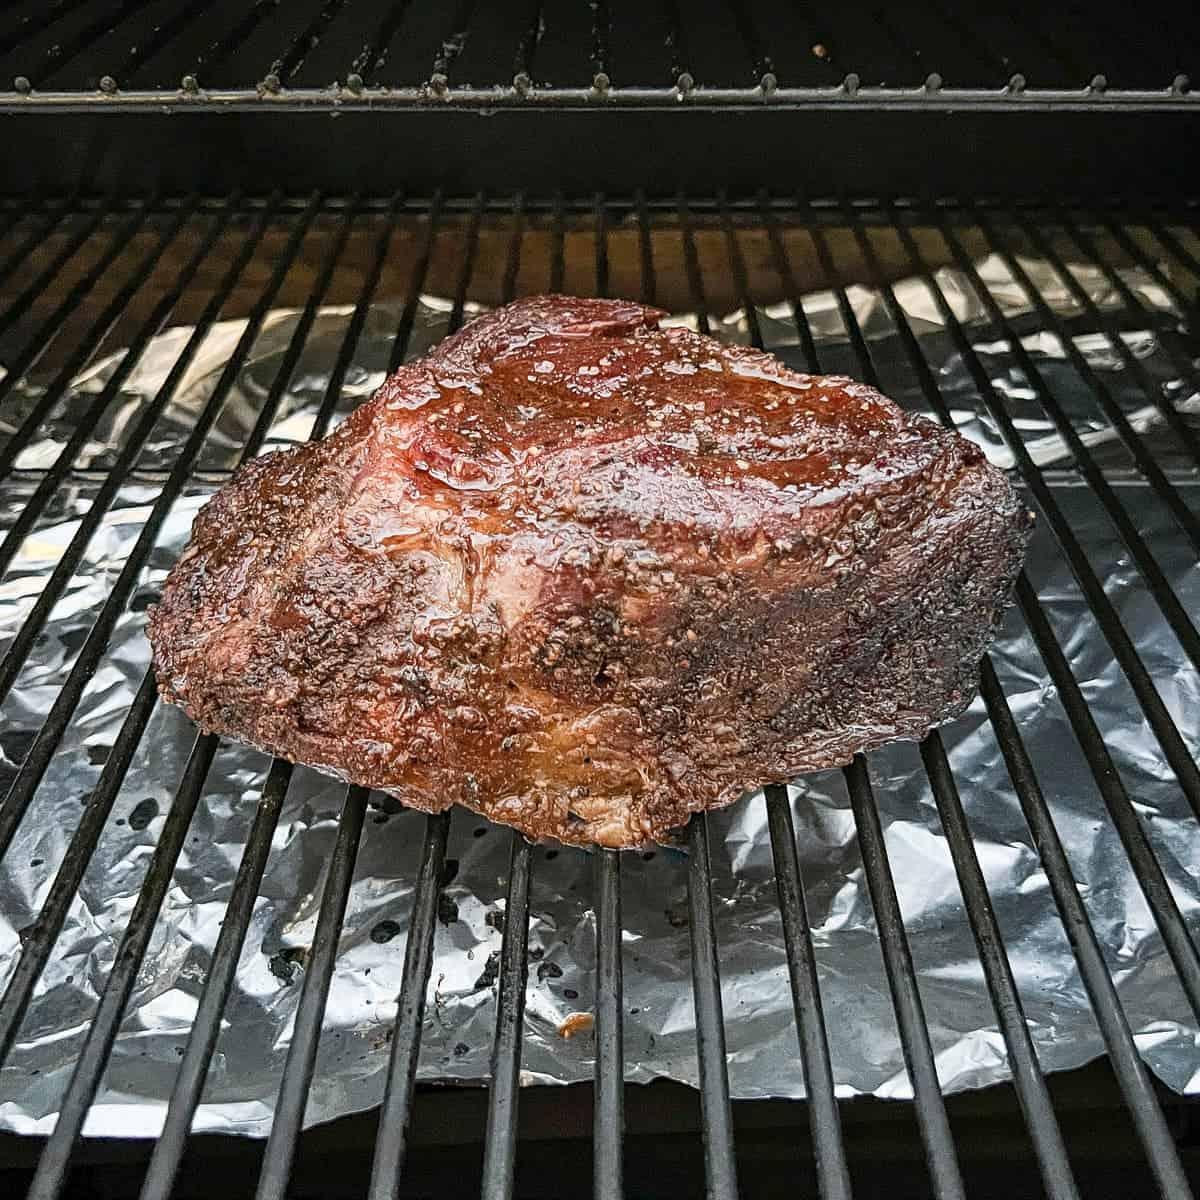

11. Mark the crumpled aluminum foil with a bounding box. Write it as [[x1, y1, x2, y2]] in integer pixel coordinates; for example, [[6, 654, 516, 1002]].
[[0, 252, 1198, 1137]]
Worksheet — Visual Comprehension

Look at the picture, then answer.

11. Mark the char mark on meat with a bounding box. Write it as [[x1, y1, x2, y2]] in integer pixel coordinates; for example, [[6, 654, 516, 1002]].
[[148, 296, 1031, 848]]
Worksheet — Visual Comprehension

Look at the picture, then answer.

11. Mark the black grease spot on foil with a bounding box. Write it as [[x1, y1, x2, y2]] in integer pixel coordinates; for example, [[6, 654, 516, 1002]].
[[131, 589, 160, 613], [128, 798, 159, 831], [370, 919, 401, 944], [59, 627, 89, 656], [268, 946, 308, 984], [473, 950, 500, 990], [0, 729, 35, 764]]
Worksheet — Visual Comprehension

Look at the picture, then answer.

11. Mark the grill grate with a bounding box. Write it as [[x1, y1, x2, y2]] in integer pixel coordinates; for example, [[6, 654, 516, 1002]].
[[0, 193, 1198, 1198], [0, 0, 1196, 106]]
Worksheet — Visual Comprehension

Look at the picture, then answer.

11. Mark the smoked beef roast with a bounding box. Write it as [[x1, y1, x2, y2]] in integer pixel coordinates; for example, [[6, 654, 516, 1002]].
[[148, 296, 1030, 847]]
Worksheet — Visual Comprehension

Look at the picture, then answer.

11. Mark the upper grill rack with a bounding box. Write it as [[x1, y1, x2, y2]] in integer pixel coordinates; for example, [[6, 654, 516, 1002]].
[[0, 193, 1198, 1198], [0, 0, 1196, 107]]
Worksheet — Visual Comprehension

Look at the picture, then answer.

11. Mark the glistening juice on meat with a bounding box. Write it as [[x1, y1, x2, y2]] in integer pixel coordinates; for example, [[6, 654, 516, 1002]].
[[148, 296, 1031, 848]]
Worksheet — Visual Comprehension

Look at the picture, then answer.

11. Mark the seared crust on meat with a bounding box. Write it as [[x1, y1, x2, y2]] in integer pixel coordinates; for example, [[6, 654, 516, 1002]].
[[148, 296, 1030, 847]]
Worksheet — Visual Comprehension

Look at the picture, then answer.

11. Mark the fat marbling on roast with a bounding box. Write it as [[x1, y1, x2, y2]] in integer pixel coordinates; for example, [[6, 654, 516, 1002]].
[[148, 296, 1030, 848]]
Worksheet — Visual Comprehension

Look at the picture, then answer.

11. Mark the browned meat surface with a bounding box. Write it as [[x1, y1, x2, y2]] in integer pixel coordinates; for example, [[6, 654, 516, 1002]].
[[148, 296, 1030, 848]]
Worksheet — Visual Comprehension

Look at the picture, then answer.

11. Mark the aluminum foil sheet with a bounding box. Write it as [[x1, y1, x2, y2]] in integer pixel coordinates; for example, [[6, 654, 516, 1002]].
[[0, 253, 1198, 1136]]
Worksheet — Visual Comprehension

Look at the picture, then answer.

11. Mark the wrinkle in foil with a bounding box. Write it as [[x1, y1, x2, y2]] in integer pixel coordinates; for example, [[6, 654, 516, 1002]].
[[0, 255, 1198, 1136]]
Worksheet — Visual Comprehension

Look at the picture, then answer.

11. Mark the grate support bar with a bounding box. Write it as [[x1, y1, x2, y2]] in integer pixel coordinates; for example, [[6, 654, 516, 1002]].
[[255, 787, 369, 1200], [843, 760, 968, 1200], [481, 836, 534, 1200], [139, 758, 294, 1200], [764, 787, 853, 1200], [593, 849, 625, 1199], [687, 815, 740, 1200], [889, 204, 1200, 819], [0, 201, 152, 471], [366, 810, 452, 1200], [816, 199, 1200, 1024], [979, 658, 1195, 1200], [968, 204, 1200, 558], [0, 671, 160, 1067], [26, 733, 219, 1200], [928, 208, 1200, 665], [0, 194, 305, 862], [0, 196, 210, 580]]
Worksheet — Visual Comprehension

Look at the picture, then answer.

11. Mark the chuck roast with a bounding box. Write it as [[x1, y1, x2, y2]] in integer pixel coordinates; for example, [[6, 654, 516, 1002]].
[[148, 296, 1030, 848]]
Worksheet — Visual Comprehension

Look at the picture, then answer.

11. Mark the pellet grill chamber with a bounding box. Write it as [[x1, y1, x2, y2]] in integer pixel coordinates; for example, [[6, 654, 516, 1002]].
[[1, 2, 1200, 1198]]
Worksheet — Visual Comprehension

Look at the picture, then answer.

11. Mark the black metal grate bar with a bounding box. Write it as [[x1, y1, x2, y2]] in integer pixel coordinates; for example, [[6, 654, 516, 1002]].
[[0, 201, 150, 455], [634, 190, 657, 307], [764, 787, 854, 1200], [255, 788, 369, 1200], [388, 190, 444, 375], [929, 208, 1200, 665], [887, 203, 1200, 818], [0, 0, 86, 59], [843, 760, 968, 1200], [720, 201, 852, 1199], [1054, 210, 1200, 466], [25, 732, 220, 1200], [268, 0, 354, 88], [428, 0, 478, 89], [801, 211, 1085, 1198], [139, 758, 294, 1200], [921, 734, 1084, 1200], [194, 0, 279, 79], [501, 190, 526, 308], [594, 193, 609, 301], [135, 197, 377, 1199], [0, 196, 205, 579], [448, 191, 485, 337], [550, 193, 566, 296], [589, 197, 625, 1200], [365, 810, 451, 1200], [593, 849, 624, 1199], [0, 197, 64, 291], [0, 193, 1198, 1200], [0, 669, 159, 1064], [112, 0, 220, 87], [510, 0, 544, 90], [979, 659, 1194, 1199], [686, 815, 739, 1200], [757, 207, 968, 1200], [0, 192, 301, 858], [480, 836, 534, 1200], [969, 204, 1200, 556], [833, 204, 1200, 1021], [677, 196, 711, 335], [660, 0, 690, 87]]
